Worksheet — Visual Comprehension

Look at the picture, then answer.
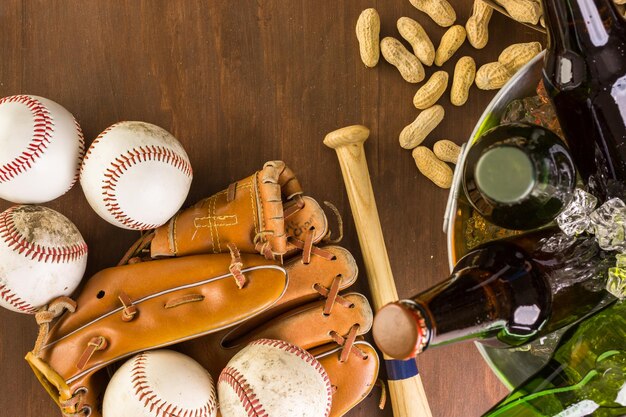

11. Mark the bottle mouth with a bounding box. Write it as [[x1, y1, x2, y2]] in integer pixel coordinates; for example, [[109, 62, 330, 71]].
[[475, 145, 536, 204], [372, 302, 426, 360]]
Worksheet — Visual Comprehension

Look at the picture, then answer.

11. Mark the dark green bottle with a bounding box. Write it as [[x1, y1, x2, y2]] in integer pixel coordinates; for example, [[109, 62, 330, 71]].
[[463, 123, 576, 230], [483, 300, 626, 417]]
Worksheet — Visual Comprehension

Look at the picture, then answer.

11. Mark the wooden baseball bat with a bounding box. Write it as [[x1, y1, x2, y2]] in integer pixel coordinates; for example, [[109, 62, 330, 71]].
[[324, 125, 433, 417]]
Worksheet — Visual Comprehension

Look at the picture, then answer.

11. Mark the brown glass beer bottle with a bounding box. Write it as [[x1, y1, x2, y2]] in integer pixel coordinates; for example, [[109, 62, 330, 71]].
[[372, 229, 614, 359], [543, 0, 626, 200]]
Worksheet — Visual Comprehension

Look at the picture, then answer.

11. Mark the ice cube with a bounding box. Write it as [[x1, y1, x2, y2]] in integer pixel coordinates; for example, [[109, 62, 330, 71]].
[[556, 188, 598, 236], [607, 266, 626, 300], [540, 232, 577, 253], [589, 198, 626, 252]]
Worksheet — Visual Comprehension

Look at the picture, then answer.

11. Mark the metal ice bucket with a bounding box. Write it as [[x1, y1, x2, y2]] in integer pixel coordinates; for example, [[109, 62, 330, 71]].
[[443, 52, 564, 389]]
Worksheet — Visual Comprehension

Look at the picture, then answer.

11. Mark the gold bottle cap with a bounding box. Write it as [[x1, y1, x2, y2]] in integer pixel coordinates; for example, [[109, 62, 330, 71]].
[[373, 302, 428, 359]]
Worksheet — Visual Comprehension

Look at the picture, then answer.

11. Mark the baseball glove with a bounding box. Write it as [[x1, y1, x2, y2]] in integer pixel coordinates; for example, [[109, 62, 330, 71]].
[[146, 160, 325, 261], [26, 161, 380, 417]]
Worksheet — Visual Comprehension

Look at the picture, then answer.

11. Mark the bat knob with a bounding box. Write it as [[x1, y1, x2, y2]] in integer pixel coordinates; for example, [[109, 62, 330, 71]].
[[323, 125, 370, 149]]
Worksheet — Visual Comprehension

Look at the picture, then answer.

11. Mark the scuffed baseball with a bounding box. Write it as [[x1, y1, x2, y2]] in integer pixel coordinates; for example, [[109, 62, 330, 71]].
[[80, 121, 193, 230], [0, 95, 85, 204], [103, 349, 217, 417], [0, 205, 87, 314], [218, 339, 333, 417]]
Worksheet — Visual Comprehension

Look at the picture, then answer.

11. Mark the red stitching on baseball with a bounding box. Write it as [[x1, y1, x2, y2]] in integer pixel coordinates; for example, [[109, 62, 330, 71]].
[[101, 144, 192, 230], [0, 283, 38, 313], [61, 117, 85, 195], [0, 206, 88, 263], [130, 353, 216, 417], [80, 123, 117, 173], [219, 366, 269, 417], [0, 95, 54, 183], [248, 339, 333, 417]]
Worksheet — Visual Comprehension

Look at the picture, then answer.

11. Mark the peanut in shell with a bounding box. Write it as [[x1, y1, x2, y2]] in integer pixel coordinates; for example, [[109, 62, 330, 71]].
[[409, 0, 457, 27], [381, 37, 426, 83], [466, 0, 493, 49], [397, 17, 435, 66], [433, 140, 461, 164], [356, 8, 381, 68], [412, 146, 453, 188], [435, 25, 466, 67], [498, 42, 543, 74], [450, 56, 476, 106], [399, 105, 445, 149], [476, 62, 512, 90], [413, 71, 449, 109]]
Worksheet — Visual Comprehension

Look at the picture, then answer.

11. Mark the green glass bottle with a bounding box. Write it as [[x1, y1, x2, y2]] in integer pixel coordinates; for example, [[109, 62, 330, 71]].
[[483, 300, 626, 417], [463, 123, 576, 231]]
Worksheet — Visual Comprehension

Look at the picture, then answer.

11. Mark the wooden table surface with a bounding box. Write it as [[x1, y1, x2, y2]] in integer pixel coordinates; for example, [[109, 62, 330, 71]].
[[0, 1, 544, 416]]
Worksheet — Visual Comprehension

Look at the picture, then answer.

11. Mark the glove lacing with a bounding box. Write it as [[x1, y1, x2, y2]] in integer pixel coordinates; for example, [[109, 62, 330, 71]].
[[33, 296, 77, 357], [117, 231, 155, 266]]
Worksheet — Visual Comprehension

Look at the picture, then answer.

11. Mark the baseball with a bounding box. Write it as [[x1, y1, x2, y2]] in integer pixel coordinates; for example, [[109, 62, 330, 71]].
[[218, 339, 333, 417], [103, 349, 218, 417], [0, 205, 87, 314], [80, 121, 193, 230], [0, 95, 85, 204]]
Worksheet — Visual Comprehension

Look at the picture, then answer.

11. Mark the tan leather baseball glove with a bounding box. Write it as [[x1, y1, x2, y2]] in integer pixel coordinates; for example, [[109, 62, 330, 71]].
[[26, 161, 380, 417], [146, 160, 323, 261]]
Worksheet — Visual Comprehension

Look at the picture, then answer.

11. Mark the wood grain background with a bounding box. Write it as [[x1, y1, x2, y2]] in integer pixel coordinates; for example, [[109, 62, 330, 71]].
[[0, 1, 544, 416]]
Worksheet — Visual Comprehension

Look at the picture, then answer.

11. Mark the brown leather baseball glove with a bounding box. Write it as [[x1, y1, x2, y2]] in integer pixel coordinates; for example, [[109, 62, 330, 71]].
[[26, 161, 380, 417], [146, 160, 325, 261]]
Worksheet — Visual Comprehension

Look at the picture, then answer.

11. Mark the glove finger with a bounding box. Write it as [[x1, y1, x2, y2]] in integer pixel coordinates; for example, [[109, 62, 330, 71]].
[[229, 245, 357, 336], [29, 253, 287, 417], [174, 243, 358, 377], [221, 292, 373, 352], [283, 195, 329, 255], [311, 341, 380, 417], [150, 161, 305, 259]]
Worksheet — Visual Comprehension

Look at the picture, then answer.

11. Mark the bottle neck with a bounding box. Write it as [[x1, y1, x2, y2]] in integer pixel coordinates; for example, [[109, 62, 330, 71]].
[[544, 0, 625, 52], [463, 123, 575, 230], [413, 242, 551, 351]]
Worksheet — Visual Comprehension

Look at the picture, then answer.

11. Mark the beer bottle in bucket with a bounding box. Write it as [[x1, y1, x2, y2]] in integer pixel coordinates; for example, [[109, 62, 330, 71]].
[[372, 229, 614, 359], [543, 0, 626, 200], [463, 123, 576, 230]]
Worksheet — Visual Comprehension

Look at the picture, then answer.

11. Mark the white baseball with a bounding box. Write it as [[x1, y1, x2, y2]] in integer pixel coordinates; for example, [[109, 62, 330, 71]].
[[218, 339, 333, 417], [103, 349, 218, 417], [80, 121, 193, 230], [0, 205, 87, 314], [0, 95, 85, 204]]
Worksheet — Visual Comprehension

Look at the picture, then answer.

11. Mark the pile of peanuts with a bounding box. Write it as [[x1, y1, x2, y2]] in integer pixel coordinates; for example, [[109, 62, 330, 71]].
[[355, 0, 544, 189]]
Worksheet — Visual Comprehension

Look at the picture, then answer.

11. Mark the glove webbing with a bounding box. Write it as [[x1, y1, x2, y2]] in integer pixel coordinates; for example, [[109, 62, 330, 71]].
[[117, 232, 155, 266]]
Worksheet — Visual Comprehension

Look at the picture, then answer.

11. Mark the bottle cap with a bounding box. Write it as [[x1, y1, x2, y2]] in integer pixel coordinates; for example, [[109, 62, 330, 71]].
[[475, 145, 535, 204], [373, 302, 428, 359]]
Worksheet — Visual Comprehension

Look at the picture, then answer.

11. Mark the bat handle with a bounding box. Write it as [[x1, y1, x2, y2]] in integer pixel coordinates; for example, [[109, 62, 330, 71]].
[[387, 360, 433, 417]]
